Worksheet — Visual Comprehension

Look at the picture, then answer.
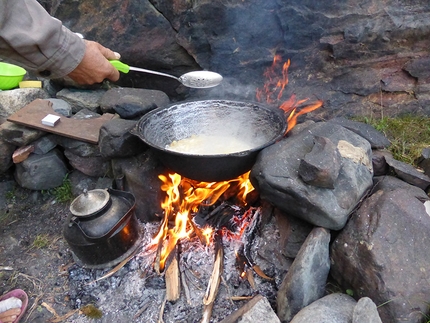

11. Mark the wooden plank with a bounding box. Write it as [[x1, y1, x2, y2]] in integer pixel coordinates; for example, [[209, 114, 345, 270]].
[[7, 99, 115, 144]]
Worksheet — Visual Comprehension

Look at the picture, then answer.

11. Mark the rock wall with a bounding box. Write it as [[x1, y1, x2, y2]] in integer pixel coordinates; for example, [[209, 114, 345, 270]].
[[40, 0, 430, 118]]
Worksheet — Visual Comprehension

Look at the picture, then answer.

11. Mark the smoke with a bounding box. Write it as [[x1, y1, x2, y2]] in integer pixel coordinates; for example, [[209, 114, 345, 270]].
[[187, 77, 261, 103]]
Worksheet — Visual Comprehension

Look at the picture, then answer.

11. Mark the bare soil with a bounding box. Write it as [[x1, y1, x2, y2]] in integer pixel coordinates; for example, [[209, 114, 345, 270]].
[[0, 171, 76, 323]]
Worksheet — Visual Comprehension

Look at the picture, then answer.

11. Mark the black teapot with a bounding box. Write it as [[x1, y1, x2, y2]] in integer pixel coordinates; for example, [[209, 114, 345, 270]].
[[63, 188, 141, 268]]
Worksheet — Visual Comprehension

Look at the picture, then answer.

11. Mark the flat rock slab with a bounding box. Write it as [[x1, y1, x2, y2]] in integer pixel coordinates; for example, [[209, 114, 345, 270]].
[[7, 99, 114, 144]]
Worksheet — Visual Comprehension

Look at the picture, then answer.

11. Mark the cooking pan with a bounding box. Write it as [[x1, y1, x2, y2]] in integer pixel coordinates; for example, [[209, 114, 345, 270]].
[[131, 100, 287, 182]]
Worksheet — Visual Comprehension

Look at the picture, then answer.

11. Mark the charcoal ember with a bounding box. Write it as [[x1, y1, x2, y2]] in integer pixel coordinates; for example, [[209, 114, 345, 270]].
[[193, 202, 242, 231]]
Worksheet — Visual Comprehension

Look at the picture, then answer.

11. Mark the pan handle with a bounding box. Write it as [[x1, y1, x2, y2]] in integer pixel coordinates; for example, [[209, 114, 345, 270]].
[[110, 60, 131, 74]]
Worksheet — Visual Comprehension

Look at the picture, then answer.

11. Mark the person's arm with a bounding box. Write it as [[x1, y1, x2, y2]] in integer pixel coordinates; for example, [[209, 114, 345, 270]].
[[0, 0, 119, 84]]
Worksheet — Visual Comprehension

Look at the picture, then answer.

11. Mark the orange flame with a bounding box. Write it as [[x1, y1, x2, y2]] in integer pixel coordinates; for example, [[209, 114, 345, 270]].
[[153, 172, 254, 272], [256, 55, 322, 134], [256, 55, 290, 104]]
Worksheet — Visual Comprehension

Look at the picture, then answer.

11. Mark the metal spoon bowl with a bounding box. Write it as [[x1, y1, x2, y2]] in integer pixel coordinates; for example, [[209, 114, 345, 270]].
[[110, 60, 223, 88]]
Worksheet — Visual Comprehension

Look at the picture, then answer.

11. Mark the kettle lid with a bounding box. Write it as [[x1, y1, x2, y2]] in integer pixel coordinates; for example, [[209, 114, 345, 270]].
[[70, 189, 110, 217]]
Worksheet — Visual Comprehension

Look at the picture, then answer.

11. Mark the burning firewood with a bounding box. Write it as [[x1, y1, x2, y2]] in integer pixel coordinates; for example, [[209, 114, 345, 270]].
[[203, 231, 224, 305], [201, 231, 224, 323], [165, 247, 180, 302]]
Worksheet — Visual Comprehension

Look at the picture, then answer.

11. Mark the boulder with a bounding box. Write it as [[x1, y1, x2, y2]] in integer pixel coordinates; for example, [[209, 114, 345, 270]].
[[328, 117, 391, 149], [56, 88, 106, 113], [251, 121, 374, 230], [46, 98, 72, 117], [331, 176, 430, 323], [99, 87, 170, 118], [0, 121, 46, 147], [45, 0, 430, 117], [64, 150, 111, 178], [353, 297, 383, 323], [99, 119, 148, 158], [277, 227, 331, 322], [290, 293, 356, 323], [14, 149, 68, 190], [111, 150, 165, 222], [0, 88, 49, 121], [385, 155, 430, 190]]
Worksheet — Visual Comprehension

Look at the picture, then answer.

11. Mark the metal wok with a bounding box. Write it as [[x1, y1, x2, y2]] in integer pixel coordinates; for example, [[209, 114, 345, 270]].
[[131, 100, 287, 182]]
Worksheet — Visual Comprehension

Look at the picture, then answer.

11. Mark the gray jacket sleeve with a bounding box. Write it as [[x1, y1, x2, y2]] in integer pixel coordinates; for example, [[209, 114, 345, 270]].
[[0, 0, 86, 79]]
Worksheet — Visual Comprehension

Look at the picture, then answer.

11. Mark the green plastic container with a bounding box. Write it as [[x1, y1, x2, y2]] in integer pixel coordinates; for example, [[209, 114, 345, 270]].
[[0, 62, 27, 90]]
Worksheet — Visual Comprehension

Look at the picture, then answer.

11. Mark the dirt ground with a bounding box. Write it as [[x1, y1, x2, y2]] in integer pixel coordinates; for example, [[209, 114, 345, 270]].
[[0, 171, 81, 323]]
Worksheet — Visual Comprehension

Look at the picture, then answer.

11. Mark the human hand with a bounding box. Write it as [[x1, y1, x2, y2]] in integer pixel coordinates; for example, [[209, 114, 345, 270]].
[[67, 40, 120, 85]]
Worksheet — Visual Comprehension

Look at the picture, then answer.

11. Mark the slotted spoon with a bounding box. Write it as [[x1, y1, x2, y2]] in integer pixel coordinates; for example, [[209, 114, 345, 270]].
[[110, 60, 223, 88]]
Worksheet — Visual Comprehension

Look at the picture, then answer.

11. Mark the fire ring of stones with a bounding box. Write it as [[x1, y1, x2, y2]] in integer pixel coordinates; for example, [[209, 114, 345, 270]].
[[2, 86, 430, 323]]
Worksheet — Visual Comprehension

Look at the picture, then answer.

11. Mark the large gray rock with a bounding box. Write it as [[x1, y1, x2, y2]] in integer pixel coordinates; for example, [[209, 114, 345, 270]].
[[353, 297, 382, 323], [99, 88, 170, 118], [32, 135, 57, 155], [277, 227, 331, 322], [290, 293, 356, 323], [111, 150, 165, 222], [46, 98, 72, 117], [0, 88, 50, 120], [385, 155, 430, 190], [14, 149, 68, 190], [238, 296, 281, 323], [54, 136, 101, 157], [56, 88, 106, 113], [274, 208, 314, 259], [251, 121, 374, 230], [99, 119, 148, 158], [327, 117, 391, 149], [330, 175, 430, 323], [0, 121, 46, 147], [64, 150, 111, 178]]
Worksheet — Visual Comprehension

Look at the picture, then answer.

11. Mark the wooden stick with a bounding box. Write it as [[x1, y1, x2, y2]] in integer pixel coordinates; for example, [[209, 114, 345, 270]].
[[217, 295, 264, 323], [154, 233, 165, 275], [165, 249, 180, 302], [230, 296, 254, 301], [158, 294, 167, 323], [201, 302, 215, 323], [134, 301, 150, 319], [203, 232, 224, 306], [201, 231, 224, 323], [246, 268, 256, 289], [181, 270, 192, 305], [86, 246, 141, 285]]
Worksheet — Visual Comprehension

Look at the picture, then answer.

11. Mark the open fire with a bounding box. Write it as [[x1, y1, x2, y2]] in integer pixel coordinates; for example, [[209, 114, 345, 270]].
[[150, 171, 256, 274], [133, 55, 324, 321], [256, 54, 323, 133], [135, 171, 263, 321]]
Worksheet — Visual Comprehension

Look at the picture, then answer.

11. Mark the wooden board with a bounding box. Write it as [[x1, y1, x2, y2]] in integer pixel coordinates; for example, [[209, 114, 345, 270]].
[[7, 99, 115, 144]]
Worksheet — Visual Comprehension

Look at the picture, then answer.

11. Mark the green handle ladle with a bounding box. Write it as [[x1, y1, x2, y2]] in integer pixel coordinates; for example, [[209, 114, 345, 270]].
[[110, 60, 223, 89]]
